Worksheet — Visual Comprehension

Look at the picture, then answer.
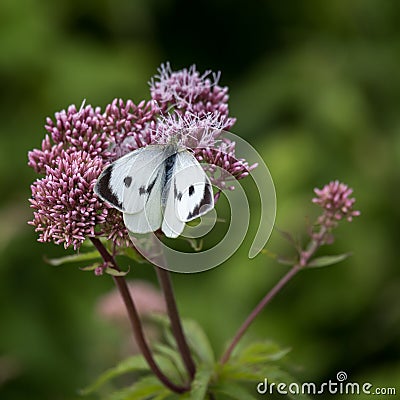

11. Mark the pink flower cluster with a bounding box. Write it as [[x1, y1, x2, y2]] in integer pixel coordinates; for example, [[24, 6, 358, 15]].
[[28, 64, 254, 250], [29, 151, 108, 249], [312, 180, 360, 228], [28, 104, 109, 174], [150, 63, 236, 129]]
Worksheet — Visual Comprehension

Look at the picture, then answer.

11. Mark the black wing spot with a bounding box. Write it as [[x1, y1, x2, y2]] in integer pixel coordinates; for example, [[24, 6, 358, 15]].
[[188, 185, 195, 196], [124, 176, 132, 188], [174, 182, 183, 201], [139, 175, 158, 196]]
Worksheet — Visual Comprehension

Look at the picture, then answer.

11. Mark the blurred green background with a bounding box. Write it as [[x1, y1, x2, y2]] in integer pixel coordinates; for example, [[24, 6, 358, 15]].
[[1, 0, 399, 399]]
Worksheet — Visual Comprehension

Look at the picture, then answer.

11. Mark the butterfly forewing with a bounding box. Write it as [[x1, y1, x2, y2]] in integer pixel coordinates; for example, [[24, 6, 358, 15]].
[[94, 151, 138, 212]]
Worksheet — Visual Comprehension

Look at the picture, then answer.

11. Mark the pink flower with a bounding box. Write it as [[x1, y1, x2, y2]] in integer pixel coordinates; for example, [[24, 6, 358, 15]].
[[312, 180, 360, 227], [29, 151, 108, 250]]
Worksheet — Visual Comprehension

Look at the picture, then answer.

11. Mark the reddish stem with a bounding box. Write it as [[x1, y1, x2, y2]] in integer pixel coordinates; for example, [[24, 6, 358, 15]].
[[90, 238, 188, 394]]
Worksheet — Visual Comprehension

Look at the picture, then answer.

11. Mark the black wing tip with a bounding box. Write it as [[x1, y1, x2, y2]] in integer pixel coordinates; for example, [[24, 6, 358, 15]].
[[94, 166, 124, 211], [186, 183, 214, 221]]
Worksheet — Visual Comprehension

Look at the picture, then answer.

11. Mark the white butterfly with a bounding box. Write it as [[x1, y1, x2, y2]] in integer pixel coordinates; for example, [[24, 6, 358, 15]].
[[95, 144, 214, 238]]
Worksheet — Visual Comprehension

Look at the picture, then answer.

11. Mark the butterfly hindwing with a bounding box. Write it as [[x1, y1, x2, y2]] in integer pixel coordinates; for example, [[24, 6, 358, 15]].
[[122, 166, 163, 234], [162, 150, 214, 238]]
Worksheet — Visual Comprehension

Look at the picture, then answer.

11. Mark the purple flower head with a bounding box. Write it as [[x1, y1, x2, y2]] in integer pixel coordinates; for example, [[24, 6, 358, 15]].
[[150, 63, 236, 129], [103, 98, 159, 160], [155, 112, 227, 148], [28, 103, 109, 174], [29, 151, 108, 250], [312, 180, 360, 228]]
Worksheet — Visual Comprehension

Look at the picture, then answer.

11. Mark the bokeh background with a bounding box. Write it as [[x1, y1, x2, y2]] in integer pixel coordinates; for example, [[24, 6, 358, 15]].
[[1, 0, 399, 399]]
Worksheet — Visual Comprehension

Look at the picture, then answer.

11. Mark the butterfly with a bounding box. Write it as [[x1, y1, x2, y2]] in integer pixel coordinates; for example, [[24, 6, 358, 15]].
[[94, 144, 214, 238]]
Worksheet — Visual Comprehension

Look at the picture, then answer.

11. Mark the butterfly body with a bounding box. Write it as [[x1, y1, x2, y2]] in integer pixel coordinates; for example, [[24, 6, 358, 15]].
[[95, 144, 214, 238]]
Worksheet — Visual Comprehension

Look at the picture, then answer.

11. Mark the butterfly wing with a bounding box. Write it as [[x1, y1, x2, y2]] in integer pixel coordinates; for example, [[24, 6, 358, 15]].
[[122, 173, 163, 234], [95, 145, 165, 214], [161, 150, 214, 238]]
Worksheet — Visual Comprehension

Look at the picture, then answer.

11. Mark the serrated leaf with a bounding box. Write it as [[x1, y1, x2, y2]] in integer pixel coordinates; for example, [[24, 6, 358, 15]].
[[107, 375, 170, 400], [213, 382, 257, 400], [182, 320, 215, 366], [307, 253, 352, 268], [217, 359, 285, 384], [105, 266, 130, 276], [237, 341, 290, 365], [45, 250, 100, 266], [80, 355, 149, 395], [80, 354, 179, 396], [217, 362, 272, 382], [189, 367, 213, 400]]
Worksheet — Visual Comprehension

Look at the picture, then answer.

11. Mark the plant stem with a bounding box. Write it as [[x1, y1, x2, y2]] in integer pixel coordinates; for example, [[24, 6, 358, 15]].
[[90, 238, 188, 394], [219, 225, 328, 365], [219, 264, 301, 364], [155, 266, 196, 381]]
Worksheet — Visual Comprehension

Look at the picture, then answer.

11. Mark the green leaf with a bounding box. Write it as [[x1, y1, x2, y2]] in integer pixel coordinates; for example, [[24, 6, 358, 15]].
[[217, 362, 273, 382], [105, 266, 130, 276], [153, 343, 186, 379], [182, 320, 215, 366], [212, 382, 257, 400], [307, 253, 352, 268], [237, 341, 290, 365], [80, 354, 180, 396], [107, 375, 170, 400], [80, 355, 150, 395], [148, 315, 215, 366], [79, 263, 100, 271], [189, 367, 213, 400], [81, 354, 180, 395], [45, 250, 100, 266], [217, 360, 287, 384]]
